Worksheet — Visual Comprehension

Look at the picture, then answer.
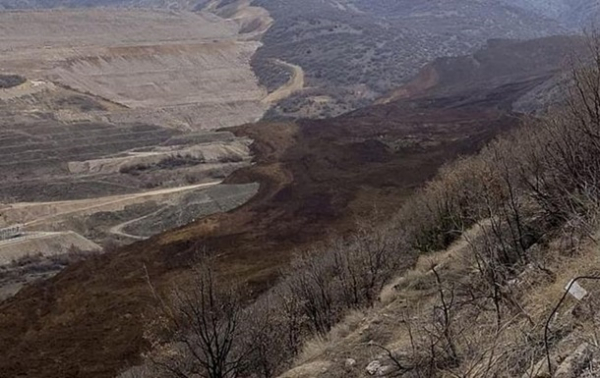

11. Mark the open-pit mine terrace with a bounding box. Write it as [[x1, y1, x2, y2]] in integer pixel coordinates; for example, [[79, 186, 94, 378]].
[[0, 116, 260, 250], [0, 2, 288, 268], [0, 6, 273, 129]]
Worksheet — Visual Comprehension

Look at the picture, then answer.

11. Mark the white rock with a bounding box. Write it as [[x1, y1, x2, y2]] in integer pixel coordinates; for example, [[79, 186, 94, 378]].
[[377, 365, 393, 376], [366, 360, 381, 375], [555, 343, 593, 378], [345, 358, 357, 369], [566, 280, 588, 300]]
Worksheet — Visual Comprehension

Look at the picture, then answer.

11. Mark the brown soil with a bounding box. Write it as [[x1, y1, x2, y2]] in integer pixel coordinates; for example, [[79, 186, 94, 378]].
[[0, 74, 545, 377]]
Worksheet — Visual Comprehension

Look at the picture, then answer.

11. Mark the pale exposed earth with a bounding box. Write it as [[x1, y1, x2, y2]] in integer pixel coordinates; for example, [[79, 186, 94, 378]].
[[0, 1, 305, 264], [0, 2, 303, 130]]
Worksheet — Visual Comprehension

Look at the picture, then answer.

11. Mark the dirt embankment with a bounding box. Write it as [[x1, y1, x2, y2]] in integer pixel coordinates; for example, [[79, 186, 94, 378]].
[[379, 35, 585, 105], [377, 63, 439, 103], [3, 182, 222, 228], [0, 232, 102, 265]]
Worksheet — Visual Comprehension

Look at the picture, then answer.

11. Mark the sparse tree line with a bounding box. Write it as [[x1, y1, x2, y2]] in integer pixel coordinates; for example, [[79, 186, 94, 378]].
[[371, 33, 600, 377], [130, 218, 408, 378], [121, 34, 600, 378], [404, 33, 600, 259]]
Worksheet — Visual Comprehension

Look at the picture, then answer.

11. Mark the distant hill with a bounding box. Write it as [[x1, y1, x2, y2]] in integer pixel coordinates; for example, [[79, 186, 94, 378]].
[[0, 0, 203, 9], [252, 0, 576, 118], [0, 0, 594, 119], [500, 0, 600, 27], [379, 35, 586, 105]]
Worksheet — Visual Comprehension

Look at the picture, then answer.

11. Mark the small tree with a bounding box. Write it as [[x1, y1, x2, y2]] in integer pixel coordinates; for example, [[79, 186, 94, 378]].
[[243, 296, 295, 378], [153, 264, 250, 378]]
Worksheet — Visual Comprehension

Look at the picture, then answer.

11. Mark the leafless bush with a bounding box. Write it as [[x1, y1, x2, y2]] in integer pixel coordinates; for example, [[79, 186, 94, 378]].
[[144, 222, 405, 378], [397, 155, 495, 253], [242, 296, 295, 378], [279, 218, 407, 339], [284, 249, 338, 334], [150, 262, 251, 378], [333, 221, 406, 309]]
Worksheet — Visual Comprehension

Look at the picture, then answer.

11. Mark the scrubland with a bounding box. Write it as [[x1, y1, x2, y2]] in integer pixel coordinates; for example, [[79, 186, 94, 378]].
[[122, 37, 600, 378]]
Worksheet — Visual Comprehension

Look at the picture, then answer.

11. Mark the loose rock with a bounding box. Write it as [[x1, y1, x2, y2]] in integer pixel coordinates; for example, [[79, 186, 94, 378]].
[[345, 358, 357, 369], [366, 360, 382, 375]]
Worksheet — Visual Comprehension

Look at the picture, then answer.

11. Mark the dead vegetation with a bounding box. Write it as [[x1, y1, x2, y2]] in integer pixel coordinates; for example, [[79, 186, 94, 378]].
[[0, 246, 100, 300], [122, 219, 411, 378]]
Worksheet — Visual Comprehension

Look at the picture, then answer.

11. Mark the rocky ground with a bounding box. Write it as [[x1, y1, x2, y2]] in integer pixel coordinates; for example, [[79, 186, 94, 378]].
[[0, 1, 287, 300], [0, 1, 294, 256]]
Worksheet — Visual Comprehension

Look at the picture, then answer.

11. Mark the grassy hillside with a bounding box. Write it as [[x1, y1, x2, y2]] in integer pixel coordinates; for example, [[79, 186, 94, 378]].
[[266, 41, 600, 378]]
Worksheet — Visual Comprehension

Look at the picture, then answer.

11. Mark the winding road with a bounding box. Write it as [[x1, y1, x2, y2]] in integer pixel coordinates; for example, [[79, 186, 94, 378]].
[[262, 59, 305, 104], [108, 206, 167, 240]]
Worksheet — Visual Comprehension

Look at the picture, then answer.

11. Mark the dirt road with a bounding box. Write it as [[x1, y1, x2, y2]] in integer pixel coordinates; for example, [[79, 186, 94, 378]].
[[262, 59, 305, 104], [108, 206, 167, 240], [7, 181, 222, 227]]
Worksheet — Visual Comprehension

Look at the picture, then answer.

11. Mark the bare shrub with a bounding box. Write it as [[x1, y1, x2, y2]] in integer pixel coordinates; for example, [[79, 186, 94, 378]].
[[333, 220, 406, 309], [284, 249, 338, 334], [242, 296, 294, 378], [151, 263, 251, 378], [398, 155, 493, 253]]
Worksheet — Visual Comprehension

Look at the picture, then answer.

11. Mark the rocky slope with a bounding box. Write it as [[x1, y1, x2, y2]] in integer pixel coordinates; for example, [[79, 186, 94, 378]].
[[252, 0, 570, 118], [379, 36, 585, 105], [0, 1, 282, 254], [278, 224, 600, 378], [0, 0, 203, 9], [499, 0, 600, 27]]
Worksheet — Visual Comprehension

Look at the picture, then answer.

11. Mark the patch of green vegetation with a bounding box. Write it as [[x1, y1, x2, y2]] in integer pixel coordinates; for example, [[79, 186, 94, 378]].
[[56, 95, 107, 112], [0, 74, 25, 89]]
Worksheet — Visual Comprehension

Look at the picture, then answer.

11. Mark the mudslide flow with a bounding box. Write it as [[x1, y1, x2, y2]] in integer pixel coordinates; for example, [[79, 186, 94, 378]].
[[262, 59, 305, 104]]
